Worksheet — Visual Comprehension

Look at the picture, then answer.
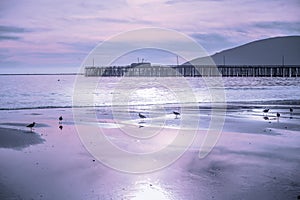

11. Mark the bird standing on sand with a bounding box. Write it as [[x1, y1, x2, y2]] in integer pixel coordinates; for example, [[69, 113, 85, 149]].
[[26, 122, 36, 132], [173, 111, 180, 118], [263, 108, 269, 115], [276, 112, 280, 122], [138, 113, 146, 119], [289, 107, 294, 119], [59, 116, 63, 124]]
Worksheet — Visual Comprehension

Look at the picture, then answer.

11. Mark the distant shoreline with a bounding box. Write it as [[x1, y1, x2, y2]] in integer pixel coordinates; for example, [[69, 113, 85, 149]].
[[0, 73, 83, 76]]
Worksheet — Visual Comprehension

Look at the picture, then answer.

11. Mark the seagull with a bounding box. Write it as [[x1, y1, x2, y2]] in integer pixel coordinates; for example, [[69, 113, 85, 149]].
[[26, 122, 36, 132], [276, 112, 280, 118], [59, 116, 63, 123], [173, 111, 180, 118], [138, 113, 146, 119], [263, 108, 269, 115]]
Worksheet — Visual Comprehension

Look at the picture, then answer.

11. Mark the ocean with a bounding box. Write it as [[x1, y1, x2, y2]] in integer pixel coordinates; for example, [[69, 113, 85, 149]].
[[1, 75, 300, 200], [0, 75, 299, 110]]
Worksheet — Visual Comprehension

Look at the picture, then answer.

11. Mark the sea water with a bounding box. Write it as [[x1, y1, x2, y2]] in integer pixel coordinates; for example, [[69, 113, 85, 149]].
[[0, 75, 299, 110]]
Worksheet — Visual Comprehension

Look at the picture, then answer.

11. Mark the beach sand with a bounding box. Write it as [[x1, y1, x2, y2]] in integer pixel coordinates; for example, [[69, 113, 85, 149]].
[[0, 104, 299, 200]]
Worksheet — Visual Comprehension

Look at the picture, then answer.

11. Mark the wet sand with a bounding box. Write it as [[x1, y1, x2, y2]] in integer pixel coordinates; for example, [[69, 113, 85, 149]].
[[0, 104, 299, 200]]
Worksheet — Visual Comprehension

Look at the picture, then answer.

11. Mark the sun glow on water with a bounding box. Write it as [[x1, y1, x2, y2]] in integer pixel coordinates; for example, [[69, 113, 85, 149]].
[[130, 86, 178, 105], [129, 180, 173, 200]]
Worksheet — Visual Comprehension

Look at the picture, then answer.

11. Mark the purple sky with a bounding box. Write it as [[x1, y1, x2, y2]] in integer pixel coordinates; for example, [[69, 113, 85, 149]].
[[0, 0, 299, 73]]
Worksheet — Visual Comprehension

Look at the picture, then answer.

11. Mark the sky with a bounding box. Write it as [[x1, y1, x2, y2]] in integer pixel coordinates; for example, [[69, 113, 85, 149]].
[[0, 0, 299, 73]]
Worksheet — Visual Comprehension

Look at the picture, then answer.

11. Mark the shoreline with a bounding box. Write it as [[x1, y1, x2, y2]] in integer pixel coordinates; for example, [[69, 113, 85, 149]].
[[0, 73, 82, 76], [0, 99, 299, 111], [0, 103, 299, 199]]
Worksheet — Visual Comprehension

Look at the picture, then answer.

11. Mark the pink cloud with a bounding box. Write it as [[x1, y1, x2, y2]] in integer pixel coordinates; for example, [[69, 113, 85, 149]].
[[0, 0, 299, 72]]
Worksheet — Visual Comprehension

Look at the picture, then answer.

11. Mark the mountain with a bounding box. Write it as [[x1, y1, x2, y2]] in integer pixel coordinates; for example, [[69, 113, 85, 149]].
[[187, 36, 300, 65]]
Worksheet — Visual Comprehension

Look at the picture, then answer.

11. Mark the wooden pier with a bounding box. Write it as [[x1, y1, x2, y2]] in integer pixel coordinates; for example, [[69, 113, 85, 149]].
[[85, 64, 300, 77]]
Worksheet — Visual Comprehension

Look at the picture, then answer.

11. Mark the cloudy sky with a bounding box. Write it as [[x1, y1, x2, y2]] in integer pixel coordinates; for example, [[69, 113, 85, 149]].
[[0, 0, 299, 73]]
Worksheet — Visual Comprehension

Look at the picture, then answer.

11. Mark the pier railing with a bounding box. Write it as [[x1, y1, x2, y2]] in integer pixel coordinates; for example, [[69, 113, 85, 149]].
[[85, 65, 300, 77]]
